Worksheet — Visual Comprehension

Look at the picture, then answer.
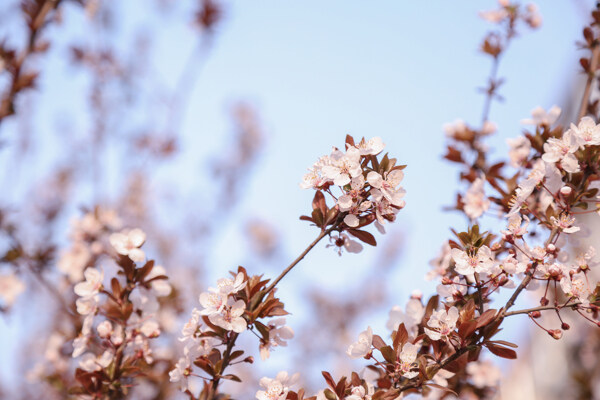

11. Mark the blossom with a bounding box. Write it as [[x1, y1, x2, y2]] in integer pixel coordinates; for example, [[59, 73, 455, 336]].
[[521, 105, 561, 127], [367, 170, 405, 207], [347, 326, 373, 358], [256, 372, 299, 400], [346, 383, 375, 400], [216, 272, 247, 295], [0, 272, 25, 307], [500, 254, 527, 275], [300, 156, 332, 189], [451, 246, 495, 276], [326, 233, 363, 256], [74, 267, 103, 298], [199, 290, 227, 316], [463, 177, 490, 219], [437, 276, 467, 302], [109, 228, 146, 262], [551, 214, 580, 234], [542, 130, 580, 173], [425, 307, 459, 341], [208, 297, 247, 332], [507, 136, 531, 168], [427, 241, 452, 280], [355, 137, 385, 155], [386, 299, 424, 334], [370, 189, 399, 225], [571, 116, 600, 148], [398, 342, 419, 379], [97, 321, 113, 338], [169, 357, 191, 392], [560, 273, 591, 306], [147, 265, 172, 297], [467, 360, 501, 388], [443, 119, 468, 139], [338, 175, 366, 211], [259, 318, 295, 360], [321, 147, 362, 186], [501, 214, 529, 238]]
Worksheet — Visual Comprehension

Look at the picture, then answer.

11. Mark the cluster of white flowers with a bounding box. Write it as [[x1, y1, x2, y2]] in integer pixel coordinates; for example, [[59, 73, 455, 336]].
[[463, 177, 490, 220], [424, 306, 459, 342], [300, 137, 405, 231], [259, 317, 294, 360], [479, 0, 542, 29], [71, 227, 171, 373], [57, 208, 122, 283], [170, 272, 248, 391]]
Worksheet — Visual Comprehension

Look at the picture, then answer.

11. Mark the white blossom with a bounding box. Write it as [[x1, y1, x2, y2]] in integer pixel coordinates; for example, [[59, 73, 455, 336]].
[[347, 326, 373, 358], [425, 307, 459, 341], [463, 177, 490, 220], [109, 228, 146, 262], [521, 105, 561, 127]]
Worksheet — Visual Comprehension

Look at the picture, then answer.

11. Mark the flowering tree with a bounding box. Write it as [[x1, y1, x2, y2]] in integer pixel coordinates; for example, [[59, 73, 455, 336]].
[[2, 0, 600, 399]]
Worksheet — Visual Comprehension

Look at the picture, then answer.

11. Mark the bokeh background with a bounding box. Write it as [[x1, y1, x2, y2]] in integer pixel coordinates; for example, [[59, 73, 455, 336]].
[[0, 1, 596, 398]]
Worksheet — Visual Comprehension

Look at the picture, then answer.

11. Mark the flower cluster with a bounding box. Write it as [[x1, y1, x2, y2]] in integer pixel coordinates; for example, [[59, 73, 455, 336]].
[[300, 135, 406, 254]]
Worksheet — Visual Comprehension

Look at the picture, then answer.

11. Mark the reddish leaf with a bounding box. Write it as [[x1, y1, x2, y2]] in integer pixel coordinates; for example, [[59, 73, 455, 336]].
[[347, 229, 377, 246], [486, 343, 517, 359]]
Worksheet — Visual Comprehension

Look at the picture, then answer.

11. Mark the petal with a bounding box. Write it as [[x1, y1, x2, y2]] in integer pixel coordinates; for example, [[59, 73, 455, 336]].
[[366, 171, 383, 188]]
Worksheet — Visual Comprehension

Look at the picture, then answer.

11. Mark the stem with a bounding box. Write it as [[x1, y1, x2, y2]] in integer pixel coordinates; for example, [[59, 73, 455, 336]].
[[502, 228, 558, 315], [264, 223, 338, 294], [504, 302, 582, 317], [210, 332, 238, 396], [577, 42, 600, 121]]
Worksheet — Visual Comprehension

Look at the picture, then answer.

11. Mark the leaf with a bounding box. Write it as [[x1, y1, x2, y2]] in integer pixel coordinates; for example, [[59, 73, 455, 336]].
[[425, 383, 458, 396], [393, 323, 408, 353], [476, 309, 497, 328], [347, 229, 377, 246], [372, 334, 387, 350], [312, 190, 327, 215], [321, 371, 336, 390], [221, 374, 242, 382], [486, 343, 517, 359], [443, 352, 469, 373], [379, 345, 395, 363]]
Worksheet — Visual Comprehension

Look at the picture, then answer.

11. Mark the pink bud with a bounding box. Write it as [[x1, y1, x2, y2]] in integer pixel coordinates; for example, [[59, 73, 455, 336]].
[[530, 311, 541, 318], [549, 329, 562, 340], [561, 323, 570, 330], [540, 297, 549, 306], [546, 244, 556, 252]]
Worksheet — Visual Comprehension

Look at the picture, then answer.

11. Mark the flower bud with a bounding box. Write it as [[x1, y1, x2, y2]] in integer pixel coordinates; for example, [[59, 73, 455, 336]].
[[560, 186, 572, 196], [530, 311, 542, 318], [548, 329, 562, 340], [491, 242, 502, 251], [244, 356, 254, 364], [561, 322, 570, 330], [546, 244, 556, 253], [97, 321, 113, 338], [540, 297, 549, 306], [442, 277, 453, 285]]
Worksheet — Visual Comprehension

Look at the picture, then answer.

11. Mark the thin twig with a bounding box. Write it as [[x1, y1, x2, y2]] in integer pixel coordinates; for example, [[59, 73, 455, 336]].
[[265, 223, 339, 294], [577, 42, 600, 121]]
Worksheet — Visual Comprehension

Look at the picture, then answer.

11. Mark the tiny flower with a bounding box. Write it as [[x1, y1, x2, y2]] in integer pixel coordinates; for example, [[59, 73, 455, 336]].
[[560, 273, 591, 306], [501, 214, 529, 238], [199, 290, 228, 316], [97, 321, 113, 338], [542, 130, 580, 173], [216, 272, 247, 295], [386, 299, 425, 334], [506, 136, 531, 168], [551, 214, 580, 234], [463, 177, 490, 220], [467, 360, 501, 388], [321, 147, 362, 186], [521, 105, 561, 127], [338, 175, 366, 211], [260, 318, 295, 360], [326, 233, 363, 256], [169, 357, 191, 392], [74, 267, 103, 298], [443, 119, 468, 139], [451, 246, 495, 276], [256, 372, 299, 400], [437, 276, 467, 302], [141, 319, 160, 337], [398, 342, 420, 379], [208, 298, 247, 333], [425, 307, 459, 341], [355, 137, 385, 155], [367, 170, 405, 207], [109, 228, 146, 262], [571, 116, 600, 148], [347, 326, 373, 358]]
